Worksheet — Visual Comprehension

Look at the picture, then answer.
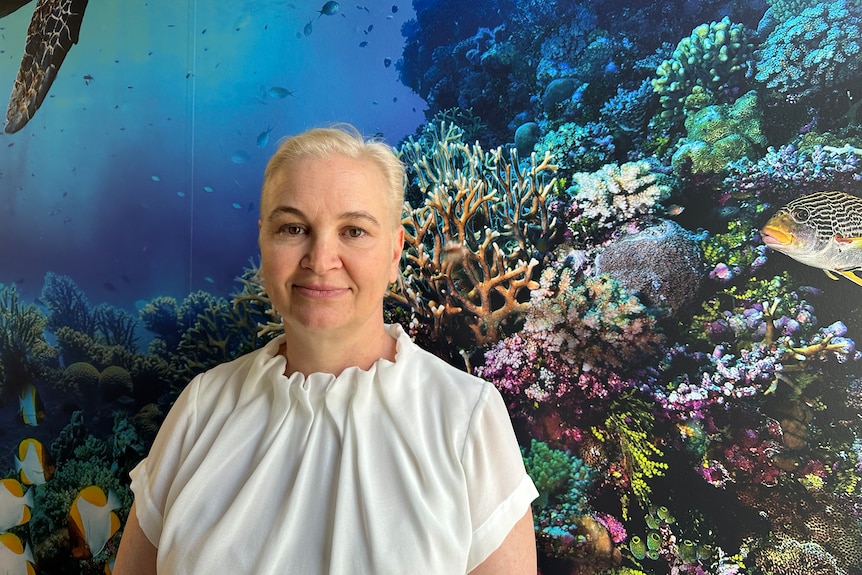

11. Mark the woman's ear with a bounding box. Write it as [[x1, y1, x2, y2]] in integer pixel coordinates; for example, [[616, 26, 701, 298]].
[[389, 226, 405, 283]]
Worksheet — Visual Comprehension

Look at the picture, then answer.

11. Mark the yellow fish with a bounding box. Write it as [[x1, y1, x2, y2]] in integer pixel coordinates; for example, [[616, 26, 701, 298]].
[[0, 532, 35, 575], [761, 191, 862, 286], [18, 384, 44, 426], [0, 478, 33, 532], [15, 438, 54, 486], [68, 486, 121, 559]]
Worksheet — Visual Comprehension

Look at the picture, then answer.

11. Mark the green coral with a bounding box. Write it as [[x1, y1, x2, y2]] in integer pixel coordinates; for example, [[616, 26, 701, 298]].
[[61, 361, 101, 392], [521, 439, 595, 559], [0, 284, 57, 392], [672, 91, 767, 177], [596, 405, 668, 516], [652, 17, 755, 122], [535, 121, 614, 176]]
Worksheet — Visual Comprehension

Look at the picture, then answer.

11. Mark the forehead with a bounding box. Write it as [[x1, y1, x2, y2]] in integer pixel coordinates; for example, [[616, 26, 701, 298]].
[[262, 154, 392, 214]]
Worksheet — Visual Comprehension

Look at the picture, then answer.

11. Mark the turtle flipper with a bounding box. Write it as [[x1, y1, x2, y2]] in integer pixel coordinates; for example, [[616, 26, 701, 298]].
[[5, 0, 88, 134]]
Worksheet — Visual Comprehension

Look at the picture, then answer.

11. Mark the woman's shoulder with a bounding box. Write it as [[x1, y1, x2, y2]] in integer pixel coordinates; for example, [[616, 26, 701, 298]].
[[192, 335, 285, 394], [390, 324, 492, 401]]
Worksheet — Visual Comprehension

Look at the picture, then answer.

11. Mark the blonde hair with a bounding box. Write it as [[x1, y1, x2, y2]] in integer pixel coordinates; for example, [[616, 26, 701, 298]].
[[262, 123, 405, 225]]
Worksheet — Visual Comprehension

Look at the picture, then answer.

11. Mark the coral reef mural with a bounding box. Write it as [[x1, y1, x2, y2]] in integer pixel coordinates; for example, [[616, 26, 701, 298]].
[[2, 0, 862, 573]]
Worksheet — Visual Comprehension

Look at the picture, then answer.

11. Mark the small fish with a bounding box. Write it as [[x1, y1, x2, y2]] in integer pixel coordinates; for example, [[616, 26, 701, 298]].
[[303, 19, 313, 36], [204, 276, 214, 284], [231, 150, 250, 164], [83, 74, 94, 85], [68, 486, 121, 559], [19, 384, 43, 426], [761, 190, 862, 286], [268, 86, 294, 99], [15, 438, 54, 486], [359, 41, 368, 48], [318, 1, 340, 17], [383, 57, 392, 68], [151, 175, 160, 182], [0, 478, 33, 532], [0, 533, 35, 575], [391, 4, 398, 13], [257, 126, 274, 148], [204, 185, 214, 193], [232, 202, 242, 209]]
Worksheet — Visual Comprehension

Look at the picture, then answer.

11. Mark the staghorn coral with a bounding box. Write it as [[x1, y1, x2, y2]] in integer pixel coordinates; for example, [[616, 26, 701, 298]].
[[390, 132, 559, 349], [53, 327, 135, 372], [652, 17, 755, 123], [755, 0, 862, 104]]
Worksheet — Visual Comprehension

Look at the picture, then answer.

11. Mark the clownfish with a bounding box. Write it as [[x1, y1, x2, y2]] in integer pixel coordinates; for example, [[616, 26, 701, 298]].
[[18, 384, 44, 426], [68, 486, 121, 559], [15, 438, 54, 486], [0, 478, 33, 532], [0, 532, 35, 575]]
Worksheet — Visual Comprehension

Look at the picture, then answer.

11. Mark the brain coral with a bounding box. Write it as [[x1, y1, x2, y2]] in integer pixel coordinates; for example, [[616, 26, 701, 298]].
[[755, 0, 862, 103], [99, 365, 133, 397], [594, 219, 707, 316], [62, 362, 100, 391]]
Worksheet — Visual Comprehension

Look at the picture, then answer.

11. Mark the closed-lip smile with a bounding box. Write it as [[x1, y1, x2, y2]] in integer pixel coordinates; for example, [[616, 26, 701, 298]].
[[294, 284, 349, 298]]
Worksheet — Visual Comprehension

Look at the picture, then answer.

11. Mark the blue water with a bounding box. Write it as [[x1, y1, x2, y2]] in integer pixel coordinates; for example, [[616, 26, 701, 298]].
[[0, 0, 425, 313]]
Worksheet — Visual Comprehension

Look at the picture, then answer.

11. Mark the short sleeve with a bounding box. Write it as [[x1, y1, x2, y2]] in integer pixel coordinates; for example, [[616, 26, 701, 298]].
[[128, 374, 201, 547], [461, 383, 539, 571]]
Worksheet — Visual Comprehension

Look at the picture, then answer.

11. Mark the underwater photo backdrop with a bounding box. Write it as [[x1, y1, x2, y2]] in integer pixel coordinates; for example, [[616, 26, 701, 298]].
[[1, 0, 862, 573]]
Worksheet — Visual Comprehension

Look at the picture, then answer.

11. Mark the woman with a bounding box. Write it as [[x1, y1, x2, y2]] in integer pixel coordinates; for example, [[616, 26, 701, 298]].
[[114, 124, 538, 574]]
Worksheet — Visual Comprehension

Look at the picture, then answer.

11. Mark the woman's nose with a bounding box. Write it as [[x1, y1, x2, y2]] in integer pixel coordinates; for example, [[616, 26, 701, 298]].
[[302, 233, 341, 272]]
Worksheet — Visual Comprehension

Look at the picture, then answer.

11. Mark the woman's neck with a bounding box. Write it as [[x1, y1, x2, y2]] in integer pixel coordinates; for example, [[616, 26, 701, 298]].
[[279, 324, 397, 377]]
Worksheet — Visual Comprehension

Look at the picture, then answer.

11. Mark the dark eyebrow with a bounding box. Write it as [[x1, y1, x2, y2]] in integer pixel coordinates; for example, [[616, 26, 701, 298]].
[[266, 206, 381, 226]]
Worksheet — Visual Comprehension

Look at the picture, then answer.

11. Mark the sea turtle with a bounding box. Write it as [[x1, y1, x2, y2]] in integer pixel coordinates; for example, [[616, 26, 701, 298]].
[[1, 0, 89, 133]]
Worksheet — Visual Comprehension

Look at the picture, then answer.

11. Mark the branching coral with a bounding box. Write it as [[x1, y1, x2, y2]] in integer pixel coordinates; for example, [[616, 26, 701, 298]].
[[477, 266, 665, 419], [390, 128, 559, 348], [722, 142, 862, 206], [41, 272, 95, 337], [755, 0, 862, 103], [652, 17, 755, 122], [565, 160, 674, 241], [595, 410, 668, 516], [0, 284, 57, 393]]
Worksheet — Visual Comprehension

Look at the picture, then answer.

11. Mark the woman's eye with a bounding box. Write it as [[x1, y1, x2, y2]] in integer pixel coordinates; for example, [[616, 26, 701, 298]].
[[280, 224, 304, 235], [346, 227, 365, 238]]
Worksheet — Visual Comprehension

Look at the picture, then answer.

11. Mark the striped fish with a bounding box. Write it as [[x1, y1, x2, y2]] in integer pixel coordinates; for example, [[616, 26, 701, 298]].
[[761, 191, 862, 286]]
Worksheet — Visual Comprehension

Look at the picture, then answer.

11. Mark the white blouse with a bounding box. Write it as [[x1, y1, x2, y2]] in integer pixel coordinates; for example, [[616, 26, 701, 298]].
[[130, 324, 537, 574]]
